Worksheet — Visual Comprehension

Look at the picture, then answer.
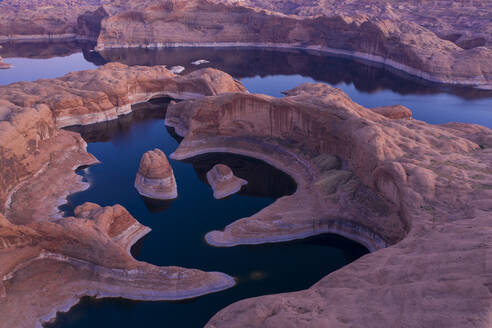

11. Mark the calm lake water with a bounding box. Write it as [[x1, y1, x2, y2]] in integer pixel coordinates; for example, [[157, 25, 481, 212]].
[[0, 41, 491, 327]]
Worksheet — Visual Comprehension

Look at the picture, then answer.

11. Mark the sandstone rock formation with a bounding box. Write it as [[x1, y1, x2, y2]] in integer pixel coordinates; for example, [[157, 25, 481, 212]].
[[0, 64, 245, 327], [91, 0, 491, 89], [0, 0, 491, 88], [135, 149, 178, 200], [0, 63, 244, 224], [164, 83, 492, 327], [0, 56, 10, 69], [0, 203, 234, 328], [371, 104, 412, 119], [206, 164, 247, 199]]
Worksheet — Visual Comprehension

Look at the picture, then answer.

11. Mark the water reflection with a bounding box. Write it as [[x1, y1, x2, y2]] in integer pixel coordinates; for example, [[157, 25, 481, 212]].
[[95, 47, 492, 100]]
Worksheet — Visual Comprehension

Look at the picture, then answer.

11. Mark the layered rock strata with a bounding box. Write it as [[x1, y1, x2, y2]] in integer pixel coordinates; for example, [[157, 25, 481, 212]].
[[92, 0, 491, 88], [135, 149, 178, 200], [164, 83, 492, 328], [0, 63, 244, 223], [0, 0, 491, 88], [206, 164, 247, 199], [0, 64, 245, 327], [0, 203, 234, 328]]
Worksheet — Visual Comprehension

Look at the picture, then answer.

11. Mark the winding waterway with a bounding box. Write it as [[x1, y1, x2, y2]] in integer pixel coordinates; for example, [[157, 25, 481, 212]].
[[1, 41, 491, 327]]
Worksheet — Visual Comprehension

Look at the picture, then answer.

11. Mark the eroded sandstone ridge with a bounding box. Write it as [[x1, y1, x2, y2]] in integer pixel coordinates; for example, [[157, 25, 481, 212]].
[[206, 164, 248, 199], [0, 203, 234, 328], [0, 0, 491, 88], [164, 83, 492, 327], [0, 64, 244, 327], [135, 149, 178, 200]]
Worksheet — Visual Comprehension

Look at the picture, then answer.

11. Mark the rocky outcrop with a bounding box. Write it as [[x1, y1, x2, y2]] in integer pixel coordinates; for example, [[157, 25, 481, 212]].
[[0, 62, 245, 128], [92, 0, 492, 89], [0, 64, 245, 328], [0, 203, 234, 328], [164, 83, 492, 327], [0, 0, 490, 87], [371, 104, 412, 119], [240, 0, 492, 49], [206, 164, 247, 199], [135, 149, 177, 200], [0, 63, 244, 223]]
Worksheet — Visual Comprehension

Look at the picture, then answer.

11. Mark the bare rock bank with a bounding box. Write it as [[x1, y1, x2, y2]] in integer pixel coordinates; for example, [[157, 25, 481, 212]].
[[206, 164, 247, 199], [164, 82, 492, 328], [135, 149, 178, 200]]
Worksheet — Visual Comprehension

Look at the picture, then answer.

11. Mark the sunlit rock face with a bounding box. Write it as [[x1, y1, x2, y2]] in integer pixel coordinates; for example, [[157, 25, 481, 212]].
[[206, 164, 247, 199], [165, 83, 492, 328], [135, 149, 178, 200]]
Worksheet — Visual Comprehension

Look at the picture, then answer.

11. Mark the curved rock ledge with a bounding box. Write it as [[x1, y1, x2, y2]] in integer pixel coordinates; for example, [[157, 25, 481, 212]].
[[92, 0, 491, 89], [0, 204, 235, 328], [0, 63, 244, 223], [1, 1, 491, 88], [0, 64, 245, 328], [164, 83, 492, 327]]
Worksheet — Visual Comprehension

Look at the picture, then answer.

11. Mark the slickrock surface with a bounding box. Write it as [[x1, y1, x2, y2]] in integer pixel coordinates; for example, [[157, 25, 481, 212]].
[[0, 64, 245, 327], [0, 63, 244, 223], [206, 164, 248, 199], [135, 149, 178, 200], [92, 0, 491, 88], [0, 62, 245, 128], [164, 83, 492, 327], [238, 0, 492, 48], [0, 203, 235, 328], [0, 0, 490, 87]]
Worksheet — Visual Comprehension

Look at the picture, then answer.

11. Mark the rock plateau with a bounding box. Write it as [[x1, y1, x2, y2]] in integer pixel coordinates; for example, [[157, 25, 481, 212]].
[[164, 82, 492, 328], [0, 0, 490, 88], [0, 64, 244, 327], [135, 149, 178, 200], [206, 164, 248, 199]]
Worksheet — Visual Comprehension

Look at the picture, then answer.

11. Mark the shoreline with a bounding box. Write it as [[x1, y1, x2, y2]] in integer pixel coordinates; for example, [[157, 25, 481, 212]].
[[1, 36, 489, 89], [95, 42, 492, 90]]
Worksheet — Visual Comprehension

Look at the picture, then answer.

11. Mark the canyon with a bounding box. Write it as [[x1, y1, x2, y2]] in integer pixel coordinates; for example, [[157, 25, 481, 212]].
[[0, 1, 491, 327], [0, 56, 490, 328], [0, 0, 491, 88], [165, 83, 492, 327], [0, 64, 244, 327]]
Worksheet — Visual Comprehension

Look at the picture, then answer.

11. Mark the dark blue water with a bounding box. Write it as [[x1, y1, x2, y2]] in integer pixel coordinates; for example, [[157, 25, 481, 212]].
[[1, 44, 491, 128], [51, 102, 368, 327], [1, 42, 491, 327]]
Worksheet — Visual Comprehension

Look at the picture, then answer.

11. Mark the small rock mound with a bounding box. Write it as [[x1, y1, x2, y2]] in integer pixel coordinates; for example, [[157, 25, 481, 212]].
[[134, 149, 177, 200], [206, 164, 247, 199], [371, 105, 412, 119]]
